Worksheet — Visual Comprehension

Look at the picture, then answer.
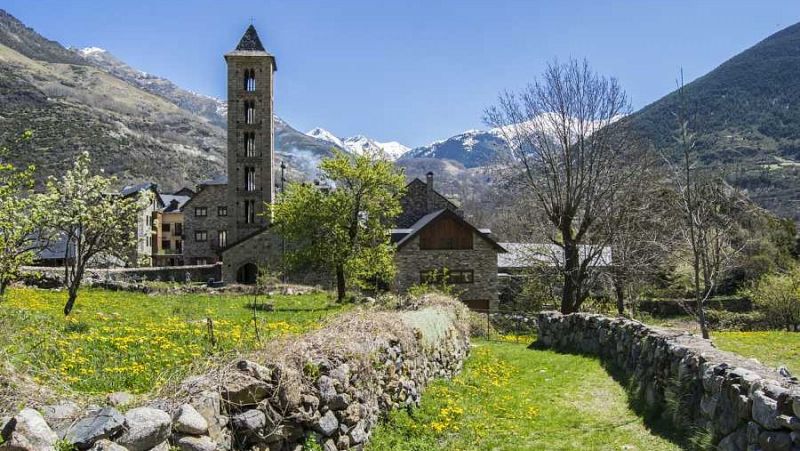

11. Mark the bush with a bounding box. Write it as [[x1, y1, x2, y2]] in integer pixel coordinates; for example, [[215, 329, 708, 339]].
[[704, 309, 767, 331], [745, 267, 800, 330]]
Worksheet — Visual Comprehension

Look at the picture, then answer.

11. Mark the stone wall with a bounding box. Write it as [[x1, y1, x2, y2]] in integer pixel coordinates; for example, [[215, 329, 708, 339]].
[[22, 264, 222, 285], [1, 297, 470, 451], [394, 232, 499, 310], [536, 312, 800, 451]]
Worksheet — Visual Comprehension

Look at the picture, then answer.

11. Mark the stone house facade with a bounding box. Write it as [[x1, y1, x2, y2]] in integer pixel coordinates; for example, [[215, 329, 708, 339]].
[[120, 182, 162, 267], [392, 178, 505, 311], [182, 177, 229, 265], [152, 193, 190, 266]]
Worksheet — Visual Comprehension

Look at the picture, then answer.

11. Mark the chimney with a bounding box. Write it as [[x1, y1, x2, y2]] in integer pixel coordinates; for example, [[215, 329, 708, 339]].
[[426, 172, 434, 212]]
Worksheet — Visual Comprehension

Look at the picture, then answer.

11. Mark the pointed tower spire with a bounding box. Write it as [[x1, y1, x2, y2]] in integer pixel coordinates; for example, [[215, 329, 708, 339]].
[[236, 24, 265, 52]]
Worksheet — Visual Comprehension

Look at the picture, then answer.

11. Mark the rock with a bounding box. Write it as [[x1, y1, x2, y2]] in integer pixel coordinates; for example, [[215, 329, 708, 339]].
[[65, 407, 125, 450], [221, 372, 270, 406], [753, 391, 783, 430], [330, 364, 350, 386], [187, 390, 227, 445], [777, 415, 800, 431], [174, 434, 217, 451], [718, 428, 747, 451], [41, 401, 81, 438], [340, 402, 362, 426], [115, 407, 172, 451], [327, 393, 350, 411], [148, 441, 170, 451], [106, 392, 134, 407], [317, 376, 337, 403], [322, 438, 337, 451], [759, 431, 793, 451], [231, 409, 266, 433], [349, 420, 368, 445], [0, 408, 58, 451], [236, 360, 272, 381], [173, 404, 208, 435], [314, 411, 338, 437], [88, 439, 127, 451]]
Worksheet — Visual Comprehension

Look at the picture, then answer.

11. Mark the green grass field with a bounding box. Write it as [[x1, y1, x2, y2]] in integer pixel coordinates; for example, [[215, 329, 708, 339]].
[[0, 287, 345, 394], [368, 341, 681, 451], [714, 331, 800, 375]]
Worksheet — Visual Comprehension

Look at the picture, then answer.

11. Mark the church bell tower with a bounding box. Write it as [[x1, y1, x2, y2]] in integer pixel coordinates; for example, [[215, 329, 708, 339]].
[[225, 25, 276, 242]]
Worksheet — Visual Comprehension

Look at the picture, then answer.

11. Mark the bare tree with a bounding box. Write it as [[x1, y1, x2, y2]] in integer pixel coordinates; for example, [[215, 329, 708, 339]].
[[486, 58, 646, 314], [666, 74, 754, 338]]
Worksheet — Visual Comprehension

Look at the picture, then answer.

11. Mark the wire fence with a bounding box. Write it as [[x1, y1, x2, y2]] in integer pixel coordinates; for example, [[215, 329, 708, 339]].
[[470, 308, 543, 344]]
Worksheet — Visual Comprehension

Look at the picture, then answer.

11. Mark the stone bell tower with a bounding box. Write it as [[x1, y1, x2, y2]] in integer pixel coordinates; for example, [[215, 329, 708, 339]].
[[225, 25, 276, 242]]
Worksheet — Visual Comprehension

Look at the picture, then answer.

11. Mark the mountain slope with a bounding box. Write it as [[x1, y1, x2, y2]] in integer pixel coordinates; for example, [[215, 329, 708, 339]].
[[0, 9, 341, 190], [630, 22, 800, 218], [401, 129, 506, 168], [306, 127, 410, 160]]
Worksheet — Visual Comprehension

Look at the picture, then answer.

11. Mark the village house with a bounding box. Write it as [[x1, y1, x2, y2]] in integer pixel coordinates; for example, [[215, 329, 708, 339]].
[[392, 173, 506, 311], [152, 192, 191, 266], [120, 182, 162, 267], [182, 175, 228, 266]]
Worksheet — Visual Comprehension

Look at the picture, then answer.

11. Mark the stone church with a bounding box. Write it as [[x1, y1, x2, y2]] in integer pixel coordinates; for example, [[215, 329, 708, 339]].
[[183, 25, 282, 284], [183, 25, 504, 307]]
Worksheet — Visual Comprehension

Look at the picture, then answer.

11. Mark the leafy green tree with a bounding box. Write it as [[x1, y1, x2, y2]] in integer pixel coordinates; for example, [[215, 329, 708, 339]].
[[0, 130, 49, 296], [272, 149, 405, 302], [746, 267, 800, 331], [43, 152, 148, 315]]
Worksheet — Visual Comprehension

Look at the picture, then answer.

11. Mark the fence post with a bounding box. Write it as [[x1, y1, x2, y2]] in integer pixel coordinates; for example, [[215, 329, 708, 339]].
[[486, 310, 490, 341]]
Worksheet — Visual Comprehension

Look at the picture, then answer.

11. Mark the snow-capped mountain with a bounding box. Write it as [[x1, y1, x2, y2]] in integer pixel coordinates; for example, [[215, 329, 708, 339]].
[[305, 128, 410, 161], [401, 129, 508, 168]]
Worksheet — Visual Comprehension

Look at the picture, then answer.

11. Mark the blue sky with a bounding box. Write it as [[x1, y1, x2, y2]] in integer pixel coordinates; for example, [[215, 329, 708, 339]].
[[4, 0, 800, 148]]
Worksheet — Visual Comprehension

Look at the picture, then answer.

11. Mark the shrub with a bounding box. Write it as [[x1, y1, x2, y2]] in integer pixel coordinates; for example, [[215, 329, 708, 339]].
[[704, 309, 767, 331], [745, 267, 800, 330]]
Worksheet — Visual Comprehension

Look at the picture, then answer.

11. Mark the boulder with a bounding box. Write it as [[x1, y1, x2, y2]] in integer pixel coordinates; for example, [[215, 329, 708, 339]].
[[115, 407, 172, 451], [314, 411, 338, 437], [317, 376, 337, 403], [173, 404, 208, 435], [231, 409, 266, 434], [759, 431, 793, 451], [65, 407, 125, 449], [348, 420, 368, 444], [0, 408, 58, 451], [41, 401, 81, 438], [327, 393, 350, 411], [222, 372, 270, 406], [174, 434, 217, 451], [753, 391, 782, 430]]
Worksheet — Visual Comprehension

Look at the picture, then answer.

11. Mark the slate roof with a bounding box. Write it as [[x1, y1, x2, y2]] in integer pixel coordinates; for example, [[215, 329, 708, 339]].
[[160, 195, 191, 213], [390, 209, 506, 252], [497, 242, 612, 270], [199, 175, 228, 186], [236, 25, 266, 51], [120, 182, 157, 197]]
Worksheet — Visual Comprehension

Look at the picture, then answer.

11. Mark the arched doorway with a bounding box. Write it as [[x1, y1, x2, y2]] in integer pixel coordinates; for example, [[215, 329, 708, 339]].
[[236, 263, 258, 284]]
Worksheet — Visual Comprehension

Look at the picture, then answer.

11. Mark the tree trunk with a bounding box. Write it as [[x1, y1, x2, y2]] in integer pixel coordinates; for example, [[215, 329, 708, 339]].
[[335, 264, 346, 303], [0, 278, 7, 297], [64, 287, 78, 316], [614, 278, 625, 316], [561, 240, 580, 314]]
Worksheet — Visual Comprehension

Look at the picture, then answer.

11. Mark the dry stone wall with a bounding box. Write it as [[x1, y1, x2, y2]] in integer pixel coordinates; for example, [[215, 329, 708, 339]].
[[0, 298, 471, 451], [536, 312, 800, 451]]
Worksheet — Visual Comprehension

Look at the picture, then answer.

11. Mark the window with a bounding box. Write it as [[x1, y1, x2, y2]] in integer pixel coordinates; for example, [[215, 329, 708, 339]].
[[245, 132, 256, 157], [195, 258, 208, 265], [245, 101, 255, 124], [195, 207, 207, 217], [244, 69, 256, 92], [218, 206, 228, 217], [218, 230, 227, 248], [420, 269, 474, 285], [162, 240, 171, 250], [244, 167, 256, 191], [175, 223, 183, 236], [162, 223, 171, 232], [175, 240, 182, 253], [244, 200, 256, 224], [195, 231, 207, 242]]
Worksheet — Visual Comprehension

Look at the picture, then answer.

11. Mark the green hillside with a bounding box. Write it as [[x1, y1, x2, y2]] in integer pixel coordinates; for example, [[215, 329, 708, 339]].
[[631, 22, 800, 218]]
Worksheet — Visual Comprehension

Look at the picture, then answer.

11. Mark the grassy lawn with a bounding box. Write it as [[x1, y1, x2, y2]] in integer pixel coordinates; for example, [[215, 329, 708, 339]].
[[368, 341, 680, 451], [0, 287, 344, 395], [713, 331, 800, 375]]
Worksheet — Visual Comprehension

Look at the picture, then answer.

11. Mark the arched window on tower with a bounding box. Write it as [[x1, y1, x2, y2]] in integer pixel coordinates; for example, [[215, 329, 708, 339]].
[[244, 166, 256, 192], [244, 69, 256, 92], [245, 132, 256, 157], [245, 101, 255, 124]]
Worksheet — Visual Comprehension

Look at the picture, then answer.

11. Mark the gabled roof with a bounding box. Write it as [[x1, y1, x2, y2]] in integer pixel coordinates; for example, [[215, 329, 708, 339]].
[[405, 178, 459, 210], [120, 182, 157, 197], [391, 209, 506, 252]]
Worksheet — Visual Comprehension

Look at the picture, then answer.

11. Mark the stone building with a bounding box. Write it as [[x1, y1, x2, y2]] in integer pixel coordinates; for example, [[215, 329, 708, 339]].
[[182, 176, 228, 265], [120, 182, 162, 266], [392, 175, 505, 311]]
